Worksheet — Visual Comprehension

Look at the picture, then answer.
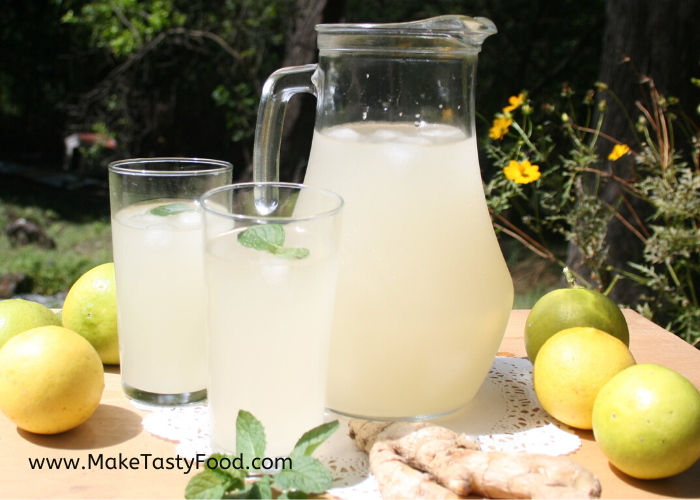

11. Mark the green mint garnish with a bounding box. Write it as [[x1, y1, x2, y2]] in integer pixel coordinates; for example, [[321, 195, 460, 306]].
[[238, 224, 310, 260], [277, 491, 308, 499], [290, 420, 340, 459], [184, 411, 338, 499], [149, 203, 194, 217], [236, 410, 267, 471], [274, 454, 333, 494], [184, 469, 233, 499], [247, 476, 272, 499], [208, 453, 247, 484]]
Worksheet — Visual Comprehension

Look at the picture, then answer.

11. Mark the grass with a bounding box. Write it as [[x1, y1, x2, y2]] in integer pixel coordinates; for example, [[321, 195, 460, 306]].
[[0, 200, 112, 296]]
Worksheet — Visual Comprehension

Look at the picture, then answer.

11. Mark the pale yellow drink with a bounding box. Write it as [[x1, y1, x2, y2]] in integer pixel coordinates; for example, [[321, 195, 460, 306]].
[[304, 122, 514, 419], [205, 226, 338, 457], [112, 199, 207, 396]]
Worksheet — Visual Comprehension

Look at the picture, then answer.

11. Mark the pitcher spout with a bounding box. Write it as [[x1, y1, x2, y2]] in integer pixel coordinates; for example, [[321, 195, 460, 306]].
[[316, 15, 497, 53]]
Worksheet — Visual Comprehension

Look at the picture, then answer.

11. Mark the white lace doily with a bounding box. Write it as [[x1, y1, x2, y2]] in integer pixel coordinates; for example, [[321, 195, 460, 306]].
[[132, 357, 580, 499]]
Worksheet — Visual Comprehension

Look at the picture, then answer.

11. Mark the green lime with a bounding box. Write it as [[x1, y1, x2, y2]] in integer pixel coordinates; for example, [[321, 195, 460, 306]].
[[525, 287, 629, 363], [0, 299, 61, 350], [62, 263, 119, 365], [593, 364, 700, 479]]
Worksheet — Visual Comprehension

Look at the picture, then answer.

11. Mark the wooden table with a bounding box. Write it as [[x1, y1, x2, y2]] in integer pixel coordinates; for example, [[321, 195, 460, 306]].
[[1, 310, 699, 499]]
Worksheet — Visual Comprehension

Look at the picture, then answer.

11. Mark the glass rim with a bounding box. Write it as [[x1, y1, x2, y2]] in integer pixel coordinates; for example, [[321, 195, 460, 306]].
[[315, 15, 496, 53], [108, 157, 233, 176], [316, 15, 496, 36], [201, 182, 344, 223]]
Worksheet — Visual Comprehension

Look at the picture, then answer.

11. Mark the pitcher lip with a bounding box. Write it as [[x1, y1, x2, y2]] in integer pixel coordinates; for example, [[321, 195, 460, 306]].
[[316, 15, 497, 51]]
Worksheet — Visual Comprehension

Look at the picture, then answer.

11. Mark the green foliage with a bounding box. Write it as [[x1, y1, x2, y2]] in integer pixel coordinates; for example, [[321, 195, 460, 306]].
[[55, 0, 294, 159], [212, 83, 258, 142], [485, 79, 700, 344], [61, 0, 186, 57], [0, 201, 112, 295], [185, 411, 338, 499]]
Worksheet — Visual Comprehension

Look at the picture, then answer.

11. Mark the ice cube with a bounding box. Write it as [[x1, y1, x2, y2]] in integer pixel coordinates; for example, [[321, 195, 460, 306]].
[[261, 262, 290, 285], [371, 129, 400, 141], [327, 127, 360, 141], [175, 210, 203, 229], [397, 135, 431, 145], [144, 226, 176, 247], [130, 212, 168, 229]]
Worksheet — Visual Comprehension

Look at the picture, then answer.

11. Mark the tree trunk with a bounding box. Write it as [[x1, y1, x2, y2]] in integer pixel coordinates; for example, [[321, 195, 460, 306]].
[[243, 0, 345, 181], [566, 0, 700, 304]]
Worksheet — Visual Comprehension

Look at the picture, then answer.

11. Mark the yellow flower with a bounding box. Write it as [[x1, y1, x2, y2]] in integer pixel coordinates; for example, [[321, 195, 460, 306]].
[[489, 116, 513, 140], [608, 144, 630, 161], [503, 93, 525, 113], [504, 160, 541, 185]]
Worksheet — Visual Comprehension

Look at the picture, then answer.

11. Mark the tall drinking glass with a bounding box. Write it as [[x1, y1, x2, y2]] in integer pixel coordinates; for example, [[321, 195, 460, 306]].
[[109, 158, 233, 405], [202, 183, 343, 458]]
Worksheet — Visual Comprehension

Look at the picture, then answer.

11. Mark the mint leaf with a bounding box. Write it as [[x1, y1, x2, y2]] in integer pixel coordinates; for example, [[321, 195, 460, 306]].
[[236, 410, 267, 471], [238, 224, 309, 260], [273, 247, 311, 260], [150, 202, 194, 216], [184, 469, 232, 499], [249, 475, 272, 499], [207, 453, 247, 486], [290, 421, 339, 459], [277, 491, 308, 499], [238, 224, 285, 252], [226, 477, 272, 500], [274, 455, 333, 494], [227, 483, 254, 499]]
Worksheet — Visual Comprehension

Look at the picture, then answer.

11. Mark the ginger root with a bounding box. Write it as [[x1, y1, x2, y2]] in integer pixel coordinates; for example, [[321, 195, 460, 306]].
[[349, 420, 601, 500]]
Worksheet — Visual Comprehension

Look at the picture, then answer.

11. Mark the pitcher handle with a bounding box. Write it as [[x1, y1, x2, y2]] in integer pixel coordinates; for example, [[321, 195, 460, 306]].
[[253, 64, 318, 184]]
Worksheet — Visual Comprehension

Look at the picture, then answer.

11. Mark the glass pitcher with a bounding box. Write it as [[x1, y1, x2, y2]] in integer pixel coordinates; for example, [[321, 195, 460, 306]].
[[254, 15, 514, 420]]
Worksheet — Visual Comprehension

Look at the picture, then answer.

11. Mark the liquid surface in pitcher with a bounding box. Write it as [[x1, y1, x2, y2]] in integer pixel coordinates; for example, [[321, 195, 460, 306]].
[[304, 121, 513, 419]]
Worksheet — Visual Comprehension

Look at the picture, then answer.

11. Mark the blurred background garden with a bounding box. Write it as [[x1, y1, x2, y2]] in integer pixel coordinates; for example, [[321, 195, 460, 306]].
[[1, 0, 699, 345]]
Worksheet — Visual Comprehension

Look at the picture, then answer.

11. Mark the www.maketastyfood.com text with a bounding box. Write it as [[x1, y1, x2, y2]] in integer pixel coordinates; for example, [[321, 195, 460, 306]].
[[28, 453, 291, 474]]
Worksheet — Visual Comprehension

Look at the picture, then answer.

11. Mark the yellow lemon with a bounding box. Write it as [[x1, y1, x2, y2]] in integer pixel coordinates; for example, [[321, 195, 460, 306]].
[[525, 287, 629, 363], [62, 263, 119, 364], [0, 299, 61, 350], [593, 364, 700, 479], [0, 325, 104, 434], [533, 327, 636, 429]]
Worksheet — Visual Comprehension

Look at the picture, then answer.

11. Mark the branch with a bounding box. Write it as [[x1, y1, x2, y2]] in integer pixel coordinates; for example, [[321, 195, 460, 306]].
[[490, 209, 556, 261], [109, 0, 142, 45], [621, 195, 650, 239], [83, 27, 241, 104], [580, 167, 641, 194], [182, 28, 241, 60], [601, 199, 648, 244], [570, 124, 640, 156]]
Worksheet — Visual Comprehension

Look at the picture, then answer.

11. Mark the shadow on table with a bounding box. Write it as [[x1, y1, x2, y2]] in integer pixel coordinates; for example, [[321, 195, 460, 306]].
[[18, 404, 143, 449], [577, 429, 595, 442], [104, 365, 120, 375], [609, 459, 700, 498]]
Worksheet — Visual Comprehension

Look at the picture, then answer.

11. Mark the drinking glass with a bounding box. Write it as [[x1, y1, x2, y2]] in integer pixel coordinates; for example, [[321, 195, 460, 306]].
[[108, 158, 233, 405], [202, 182, 343, 458]]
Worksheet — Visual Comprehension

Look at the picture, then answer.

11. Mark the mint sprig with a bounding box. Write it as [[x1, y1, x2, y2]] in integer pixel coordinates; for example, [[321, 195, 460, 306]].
[[236, 410, 266, 471], [184, 469, 233, 499], [274, 455, 333, 494], [184, 411, 338, 500], [238, 224, 310, 260], [150, 202, 195, 217], [290, 421, 339, 459]]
